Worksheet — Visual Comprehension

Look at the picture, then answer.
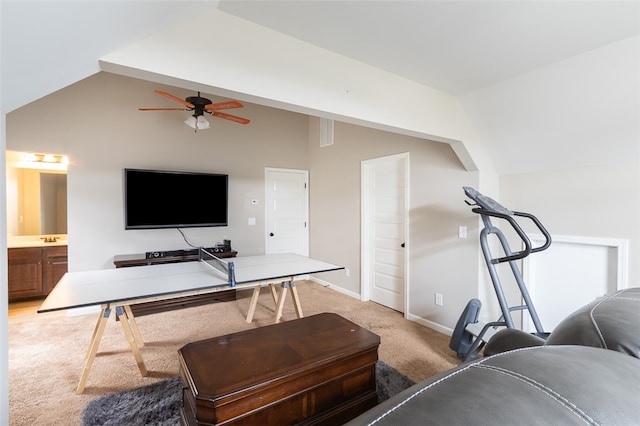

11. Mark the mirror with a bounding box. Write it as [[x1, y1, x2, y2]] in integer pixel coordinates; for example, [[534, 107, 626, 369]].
[[6, 150, 68, 236]]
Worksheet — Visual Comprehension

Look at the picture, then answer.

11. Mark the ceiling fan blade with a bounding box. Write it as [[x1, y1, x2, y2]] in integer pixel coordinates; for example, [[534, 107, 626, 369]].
[[138, 107, 187, 111], [205, 100, 244, 111], [154, 90, 194, 108], [212, 111, 251, 124]]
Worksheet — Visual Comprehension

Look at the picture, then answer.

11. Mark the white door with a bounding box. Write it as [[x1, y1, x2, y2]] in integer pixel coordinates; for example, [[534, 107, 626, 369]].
[[361, 153, 408, 312], [265, 168, 309, 256]]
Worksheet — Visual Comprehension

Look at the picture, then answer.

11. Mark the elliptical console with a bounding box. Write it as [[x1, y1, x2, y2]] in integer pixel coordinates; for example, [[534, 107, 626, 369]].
[[463, 186, 513, 216]]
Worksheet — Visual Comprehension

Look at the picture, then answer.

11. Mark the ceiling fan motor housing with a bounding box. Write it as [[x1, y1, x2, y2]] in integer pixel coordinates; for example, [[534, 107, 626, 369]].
[[186, 96, 212, 116]]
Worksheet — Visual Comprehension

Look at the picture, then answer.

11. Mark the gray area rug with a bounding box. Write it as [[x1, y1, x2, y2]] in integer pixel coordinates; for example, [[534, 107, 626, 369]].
[[82, 360, 415, 425]]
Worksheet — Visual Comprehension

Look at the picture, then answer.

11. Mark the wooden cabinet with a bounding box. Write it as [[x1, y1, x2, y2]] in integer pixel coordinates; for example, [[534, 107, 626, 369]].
[[44, 246, 69, 295], [8, 245, 68, 301], [8, 247, 44, 300]]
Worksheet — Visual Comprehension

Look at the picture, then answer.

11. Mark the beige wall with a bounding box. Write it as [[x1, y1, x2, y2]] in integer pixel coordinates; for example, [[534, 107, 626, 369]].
[[308, 118, 480, 330], [7, 72, 311, 270]]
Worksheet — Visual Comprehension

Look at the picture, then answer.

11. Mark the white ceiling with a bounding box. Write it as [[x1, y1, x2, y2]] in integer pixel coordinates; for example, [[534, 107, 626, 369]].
[[218, 1, 640, 95], [2, 1, 639, 175]]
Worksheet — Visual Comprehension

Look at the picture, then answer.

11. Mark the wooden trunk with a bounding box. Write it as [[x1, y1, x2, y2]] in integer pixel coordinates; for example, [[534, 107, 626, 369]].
[[178, 313, 380, 425]]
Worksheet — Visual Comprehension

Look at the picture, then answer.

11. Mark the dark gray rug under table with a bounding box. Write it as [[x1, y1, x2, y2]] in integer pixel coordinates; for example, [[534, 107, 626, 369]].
[[82, 360, 415, 425]]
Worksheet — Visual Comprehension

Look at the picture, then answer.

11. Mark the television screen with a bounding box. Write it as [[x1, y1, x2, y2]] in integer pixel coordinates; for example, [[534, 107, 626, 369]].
[[124, 168, 228, 229]]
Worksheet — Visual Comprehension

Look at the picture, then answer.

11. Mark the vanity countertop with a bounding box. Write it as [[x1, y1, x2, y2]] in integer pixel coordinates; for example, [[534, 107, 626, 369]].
[[7, 235, 68, 249]]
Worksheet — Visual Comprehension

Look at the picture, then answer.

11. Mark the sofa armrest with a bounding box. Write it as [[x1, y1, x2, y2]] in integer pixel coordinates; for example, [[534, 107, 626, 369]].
[[484, 287, 640, 358], [344, 346, 640, 426], [544, 287, 640, 358]]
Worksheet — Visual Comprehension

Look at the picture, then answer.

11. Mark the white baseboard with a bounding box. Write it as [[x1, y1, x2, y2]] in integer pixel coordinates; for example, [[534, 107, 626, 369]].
[[406, 312, 453, 337], [309, 277, 362, 300], [309, 277, 453, 337]]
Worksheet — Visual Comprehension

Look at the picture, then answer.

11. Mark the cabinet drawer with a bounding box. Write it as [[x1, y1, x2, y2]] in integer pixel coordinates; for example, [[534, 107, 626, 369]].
[[8, 247, 43, 260], [45, 245, 68, 258]]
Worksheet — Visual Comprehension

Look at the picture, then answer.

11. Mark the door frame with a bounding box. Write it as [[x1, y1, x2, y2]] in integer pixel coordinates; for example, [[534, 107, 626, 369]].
[[264, 167, 309, 256], [360, 152, 409, 315]]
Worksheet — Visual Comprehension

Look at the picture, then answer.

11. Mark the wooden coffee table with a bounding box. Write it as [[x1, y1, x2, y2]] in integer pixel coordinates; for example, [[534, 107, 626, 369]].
[[178, 313, 381, 425]]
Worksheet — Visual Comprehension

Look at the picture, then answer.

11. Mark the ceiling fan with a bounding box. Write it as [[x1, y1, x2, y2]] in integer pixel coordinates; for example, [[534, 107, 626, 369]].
[[139, 90, 250, 131]]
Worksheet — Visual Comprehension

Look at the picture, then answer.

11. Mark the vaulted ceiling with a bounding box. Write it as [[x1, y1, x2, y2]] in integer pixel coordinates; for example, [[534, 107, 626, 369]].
[[219, 1, 639, 95], [2, 1, 639, 175]]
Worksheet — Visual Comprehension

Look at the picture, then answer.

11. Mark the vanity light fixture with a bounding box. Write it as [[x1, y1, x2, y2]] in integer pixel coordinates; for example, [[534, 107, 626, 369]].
[[22, 153, 68, 164]]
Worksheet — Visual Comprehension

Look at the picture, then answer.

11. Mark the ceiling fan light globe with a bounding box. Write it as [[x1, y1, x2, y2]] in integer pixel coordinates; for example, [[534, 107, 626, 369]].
[[184, 116, 197, 129], [196, 115, 210, 130]]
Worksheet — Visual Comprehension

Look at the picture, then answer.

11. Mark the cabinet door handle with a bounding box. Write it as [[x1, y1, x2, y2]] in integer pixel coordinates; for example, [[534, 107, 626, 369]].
[[269, 233, 275, 237]]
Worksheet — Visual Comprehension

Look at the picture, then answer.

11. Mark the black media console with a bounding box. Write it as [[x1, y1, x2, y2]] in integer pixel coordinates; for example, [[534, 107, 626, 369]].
[[145, 240, 233, 259]]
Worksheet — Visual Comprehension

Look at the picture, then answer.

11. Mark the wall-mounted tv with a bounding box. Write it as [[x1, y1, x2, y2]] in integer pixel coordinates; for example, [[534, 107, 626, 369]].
[[124, 168, 228, 229]]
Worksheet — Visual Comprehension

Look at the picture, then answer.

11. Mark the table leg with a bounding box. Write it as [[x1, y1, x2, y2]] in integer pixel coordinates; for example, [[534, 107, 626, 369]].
[[246, 286, 262, 323], [84, 306, 106, 360], [116, 306, 148, 377], [123, 305, 144, 347], [269, 284, 279, 305], [76, 306, 110, 394], [246, 279, 303, 324], [290, 281, 304, 319], [274, 283, 289, 323]]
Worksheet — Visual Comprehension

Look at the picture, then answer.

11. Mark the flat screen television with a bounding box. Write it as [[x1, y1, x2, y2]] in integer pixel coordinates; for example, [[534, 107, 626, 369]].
[[124, 168, 228, 229]]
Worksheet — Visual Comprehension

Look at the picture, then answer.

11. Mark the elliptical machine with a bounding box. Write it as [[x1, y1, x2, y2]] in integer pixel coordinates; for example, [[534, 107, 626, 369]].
[[449, 187, 552, 361]]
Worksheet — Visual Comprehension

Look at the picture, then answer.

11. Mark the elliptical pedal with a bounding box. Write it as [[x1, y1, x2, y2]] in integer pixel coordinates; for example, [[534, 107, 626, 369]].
[[449, 299, 481, 358]]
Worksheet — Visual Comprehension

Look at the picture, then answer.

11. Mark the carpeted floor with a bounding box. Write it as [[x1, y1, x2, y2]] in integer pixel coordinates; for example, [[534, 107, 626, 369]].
[[81, 360, 414, 426], [9, 280, 459, 425]]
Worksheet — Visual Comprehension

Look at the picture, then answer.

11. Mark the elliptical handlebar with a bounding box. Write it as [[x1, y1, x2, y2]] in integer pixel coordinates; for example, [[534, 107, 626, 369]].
[[471, 207, 551, 264], [512, 210, 552, 254], [463, 186, 552, 264], [472, 207, 531, 263]]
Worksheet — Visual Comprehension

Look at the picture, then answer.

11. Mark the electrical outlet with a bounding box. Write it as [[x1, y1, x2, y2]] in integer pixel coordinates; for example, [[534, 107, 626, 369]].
[[345, 268, 350, 277], [435, 292, 443, 307]]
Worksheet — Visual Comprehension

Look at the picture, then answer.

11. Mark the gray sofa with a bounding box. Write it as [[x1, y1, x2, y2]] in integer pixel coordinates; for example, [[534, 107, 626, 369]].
[[345, 287, 640, 425]]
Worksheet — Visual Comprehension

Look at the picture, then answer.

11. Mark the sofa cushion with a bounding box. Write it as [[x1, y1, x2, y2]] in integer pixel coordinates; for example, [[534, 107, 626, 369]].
[[484, 287, 640, 358], [483, 328, 546, 356], [544, 287, 640, 358], [344, 345, 640, 426]]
